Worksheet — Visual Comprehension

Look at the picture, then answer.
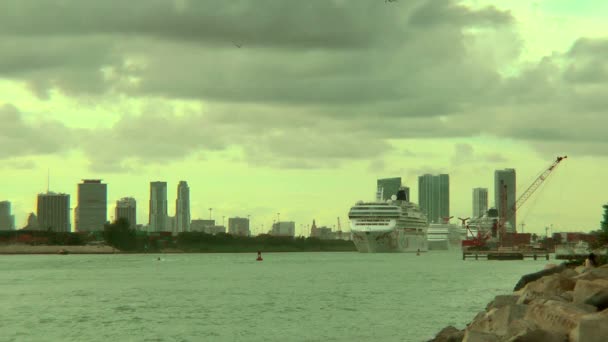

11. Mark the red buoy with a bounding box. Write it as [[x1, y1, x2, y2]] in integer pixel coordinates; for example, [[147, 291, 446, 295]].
[[256, 251, 263, 261]]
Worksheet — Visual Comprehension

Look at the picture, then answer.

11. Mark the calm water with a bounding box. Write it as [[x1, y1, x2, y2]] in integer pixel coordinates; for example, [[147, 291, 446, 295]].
[[0, 252, 549, 342]]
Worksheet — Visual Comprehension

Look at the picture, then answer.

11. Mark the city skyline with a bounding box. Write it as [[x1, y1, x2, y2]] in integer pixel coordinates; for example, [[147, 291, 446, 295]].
[[1, 1, 607, 235], [0, 158, 584, 236]]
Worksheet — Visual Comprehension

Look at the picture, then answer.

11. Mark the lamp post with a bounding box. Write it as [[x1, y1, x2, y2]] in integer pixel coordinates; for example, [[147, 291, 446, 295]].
[[208, 208, 212, 220]]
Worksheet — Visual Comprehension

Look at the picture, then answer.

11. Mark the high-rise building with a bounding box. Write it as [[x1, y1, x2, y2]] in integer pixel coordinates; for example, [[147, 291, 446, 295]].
[[115, 197, 137, 229], [495, 169, 516, 233], [0, 201, 15, 230], [377, 177, 402, 201], [418, 174, 450, 224], [472, 188, 489, 218], [175, 181, 191, 233], [270, 221, 296, 237], [37, 192, 70, 232], [228, 217, 250, 236], [149, 181, 168, 232], [75, 179, 107, 232]]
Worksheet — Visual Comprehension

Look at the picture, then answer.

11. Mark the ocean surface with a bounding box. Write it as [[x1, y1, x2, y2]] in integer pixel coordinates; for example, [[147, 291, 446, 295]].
[[1, 252, 550, 342]]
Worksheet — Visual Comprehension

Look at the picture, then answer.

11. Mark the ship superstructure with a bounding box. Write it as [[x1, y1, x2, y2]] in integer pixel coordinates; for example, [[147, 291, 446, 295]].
[[348, 188, 428, 253]]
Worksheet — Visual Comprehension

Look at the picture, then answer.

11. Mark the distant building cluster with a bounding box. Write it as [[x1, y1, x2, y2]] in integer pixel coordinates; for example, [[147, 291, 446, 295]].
[[0, 179, 257, 237], [376, 167, 518, 229], [1, 165, 523, 238]]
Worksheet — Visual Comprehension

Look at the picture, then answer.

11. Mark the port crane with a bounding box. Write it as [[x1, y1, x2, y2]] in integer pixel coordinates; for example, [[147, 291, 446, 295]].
[[497, 156, 567, 245], [462, 156, 567, 248]]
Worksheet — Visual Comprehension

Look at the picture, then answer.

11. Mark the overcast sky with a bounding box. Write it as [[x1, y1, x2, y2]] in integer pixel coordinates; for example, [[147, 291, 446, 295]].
[[1, 0, 606, 235]]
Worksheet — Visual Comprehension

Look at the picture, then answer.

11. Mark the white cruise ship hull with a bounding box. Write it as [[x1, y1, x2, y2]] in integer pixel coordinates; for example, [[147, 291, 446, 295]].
[[352, 229, 428, 253]]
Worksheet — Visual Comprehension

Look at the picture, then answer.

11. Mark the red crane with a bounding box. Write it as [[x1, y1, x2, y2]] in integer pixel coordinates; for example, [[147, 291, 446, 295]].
[[497, 156, 568, 245]]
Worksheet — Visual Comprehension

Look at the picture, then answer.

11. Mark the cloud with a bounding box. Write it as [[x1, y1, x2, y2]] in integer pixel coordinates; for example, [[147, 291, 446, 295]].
[[0, 104, 75, 158], [1, 0, 608, 171]]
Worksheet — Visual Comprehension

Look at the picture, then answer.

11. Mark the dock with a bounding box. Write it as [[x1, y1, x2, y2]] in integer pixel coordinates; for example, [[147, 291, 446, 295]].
[[463, 250, 550, 261]]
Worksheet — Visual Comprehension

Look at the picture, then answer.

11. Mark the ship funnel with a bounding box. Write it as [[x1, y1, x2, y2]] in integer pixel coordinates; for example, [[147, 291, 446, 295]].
[[396, 188, 409, 201]]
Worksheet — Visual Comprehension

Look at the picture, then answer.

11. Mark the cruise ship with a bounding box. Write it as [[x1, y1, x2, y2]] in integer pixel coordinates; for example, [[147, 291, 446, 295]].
[[427, 222, 462, 250], [348, 188, 428, 253]]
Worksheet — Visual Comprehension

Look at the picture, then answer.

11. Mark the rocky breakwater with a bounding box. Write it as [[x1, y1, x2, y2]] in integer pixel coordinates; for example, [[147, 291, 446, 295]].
[[430, 263, 608, 342]]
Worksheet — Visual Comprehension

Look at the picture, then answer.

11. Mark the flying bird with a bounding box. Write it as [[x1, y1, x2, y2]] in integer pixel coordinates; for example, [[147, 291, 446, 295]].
[[233, 42, 243, 48]]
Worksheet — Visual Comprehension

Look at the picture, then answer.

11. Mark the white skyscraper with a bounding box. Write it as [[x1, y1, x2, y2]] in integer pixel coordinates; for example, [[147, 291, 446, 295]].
[[149, 182, 168, 232], [472, 188, 488, 218], [175, 181, 191, 233]]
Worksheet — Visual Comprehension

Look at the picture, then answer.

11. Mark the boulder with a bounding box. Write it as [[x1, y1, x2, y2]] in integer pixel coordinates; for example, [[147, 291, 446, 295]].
[[524, 300, 591, 334], [584, 289, 608, 311], [560, 268, 578, 279], [516, 274, 576, 304], [572, 279, 608, 304], [485, 295, 519, 311], [466, 304, 527, 336], [428, 326, 464, 342], [570, 310, 608, 342], [505, 328, 567, 342], [513, 264, 567, 291], [573, 268, 608, 282], [462, 330, 499, 342]]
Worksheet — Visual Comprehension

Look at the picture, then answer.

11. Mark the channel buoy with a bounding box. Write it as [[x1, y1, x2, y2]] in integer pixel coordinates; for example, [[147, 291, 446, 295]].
[[256, 251, 263, 261]]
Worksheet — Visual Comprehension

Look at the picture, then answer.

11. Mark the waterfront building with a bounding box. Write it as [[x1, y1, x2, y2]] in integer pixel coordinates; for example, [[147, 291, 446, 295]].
[[75, 179, 107, 232], [115, 197, 137, 229], [168, 216, 177, 233], [472, 188, 489, 218], [37, 192, 70, 232], [418, 174, 450, 224], [205, 225, 226, 235], [270, 221, 296, 237], [191, 219, 215, 232], [149, 181, 168, 232], [228, 217, 250, 236], [310, 220, 333, 239], [377, 177, 402, 201], [175, 181, 191, 233], [494, 169, 516, 233], [0, 201, 15, 230]]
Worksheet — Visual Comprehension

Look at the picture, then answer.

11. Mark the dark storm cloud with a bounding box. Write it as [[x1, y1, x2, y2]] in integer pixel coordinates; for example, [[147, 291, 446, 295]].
[[0, 104, 74, 157], [0, 0, 607, 170]]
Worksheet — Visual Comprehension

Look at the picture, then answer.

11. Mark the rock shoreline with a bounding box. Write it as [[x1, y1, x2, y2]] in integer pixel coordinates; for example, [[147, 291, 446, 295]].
[[430, 263, 608, 342]]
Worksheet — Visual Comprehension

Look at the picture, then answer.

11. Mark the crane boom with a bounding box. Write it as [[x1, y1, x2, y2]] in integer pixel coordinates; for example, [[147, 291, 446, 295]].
[[499, 156, 567, 241]]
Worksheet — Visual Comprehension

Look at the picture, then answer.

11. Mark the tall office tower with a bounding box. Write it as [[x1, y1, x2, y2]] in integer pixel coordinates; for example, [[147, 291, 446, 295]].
[[0, 201, 15, 230], [495, 169, 516, 233], [37, 192, 71, 232], [75, 179, 107, 232], [377, 177, 402, 201], [418, 174, 450, 224], [472, 188, 489, 218], [175, 181, 191, 233], [228, 217, 250, 236], [149, 181, 168, 232], [115, 197, 137, 229]]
